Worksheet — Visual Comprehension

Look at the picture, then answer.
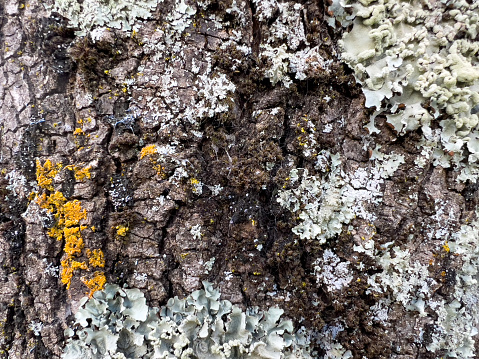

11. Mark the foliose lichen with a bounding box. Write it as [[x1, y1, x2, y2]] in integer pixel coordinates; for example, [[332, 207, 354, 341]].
[[62, 282, 313, 359], [332, 0, 479, 181]]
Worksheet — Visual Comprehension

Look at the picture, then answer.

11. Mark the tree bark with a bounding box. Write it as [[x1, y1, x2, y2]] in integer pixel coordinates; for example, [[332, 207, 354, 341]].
[[0, 0, 477, 358]]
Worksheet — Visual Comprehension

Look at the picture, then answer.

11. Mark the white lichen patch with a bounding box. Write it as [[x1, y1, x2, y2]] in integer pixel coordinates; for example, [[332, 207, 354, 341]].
[[354, 211, 479, 357], [317, 324, 352, 359], [46, 0, 162, 36], [333, 0, 479, 181], [344, 147, 405, 221], [257, 1, 332, 87], [132, 0, 235, 142], [195, 73, 236, 118], [207, 184, 223, 196], [314, 249, 353, 292], [261, 44, 293, 87], [428, 214, 479, 358], [28, 321, 44, 336], [133, 271, 148, 283], [203, 257, 215, 273], [43, 260, 60, 277], [5, 169, 27, 197], [367, 298, 390, 326], [366, 246, 436, 314], [278, 148, 404, 243], [277, 161, 355, 244], [190, 224, 202, 240]]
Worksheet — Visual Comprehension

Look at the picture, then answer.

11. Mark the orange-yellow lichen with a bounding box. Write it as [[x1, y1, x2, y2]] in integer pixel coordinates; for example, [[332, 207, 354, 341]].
[[64, 234, 84, 257], [139, 144, 165, 177], [66, 164, 92, 182], [36, 159, 62, 190], [153, 163, 164, 177], [35, 159, 105, 295], [74, 166, 92, 181], [443, 241, 450, 253], [63, 226, 80, 237], [87, 249, 105, 268], [60, 260, 86, 288], [71, 260, 88, 271], [190, 178, 202, 194], [83, 272, 107, 297], [47, 226, 64, 242], [28, 191, 36, 202], [73, 128, 85, 136], [63, 200, 87, 227], [140, 144, 157, 159], [60, 261, 74, 289], [116, 225, 129, 237], [37, 191, 66, 213]]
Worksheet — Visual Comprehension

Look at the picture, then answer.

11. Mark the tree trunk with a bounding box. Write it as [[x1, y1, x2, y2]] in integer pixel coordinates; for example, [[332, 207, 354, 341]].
[[0, 0, 477, 358]]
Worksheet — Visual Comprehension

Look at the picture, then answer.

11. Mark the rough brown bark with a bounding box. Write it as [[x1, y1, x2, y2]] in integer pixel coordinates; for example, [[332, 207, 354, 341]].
[[0, 0, 476, 358]]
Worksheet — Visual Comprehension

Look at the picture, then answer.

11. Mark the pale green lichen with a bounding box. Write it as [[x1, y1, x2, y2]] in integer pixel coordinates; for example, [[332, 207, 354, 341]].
[[62, 282, 313, 359], [333, 0, 479, 181]]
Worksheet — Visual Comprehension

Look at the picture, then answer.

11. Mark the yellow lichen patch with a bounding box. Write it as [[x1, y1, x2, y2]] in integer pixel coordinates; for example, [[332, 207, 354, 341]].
[[28, 191, 36, 202], [64, 233, 84, 257], [35, 161, 106, 293], [37, 191, 66, 213], [64, 226, 80, 238], [83, 272, 107, 297], [71, 260, 88, 271], [63, 200, 87, 227], [60, 261, 74, 289], [443, 241, 450, 253], [116, 225, 129, 237], [140, 144, 157, 159], [66, 164, 92, 182], [153, 164, 164, 177], [73, 128, 85, 136], [36, 159, 62, 190], [74, 166, 92, 181], [47, 226, 64, 242], [87, 249, 105, 268], [190, 178, 202, 194], [139, 144, 166, 177], [60, 260, 86, 289]]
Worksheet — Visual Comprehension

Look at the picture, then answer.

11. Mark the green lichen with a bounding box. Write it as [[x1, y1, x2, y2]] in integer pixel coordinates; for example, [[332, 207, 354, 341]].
[[334, 0, 479, 181]]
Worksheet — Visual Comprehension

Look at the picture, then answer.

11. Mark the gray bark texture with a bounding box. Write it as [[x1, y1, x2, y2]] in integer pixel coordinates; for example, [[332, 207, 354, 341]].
[[0, 0, 477, 358]]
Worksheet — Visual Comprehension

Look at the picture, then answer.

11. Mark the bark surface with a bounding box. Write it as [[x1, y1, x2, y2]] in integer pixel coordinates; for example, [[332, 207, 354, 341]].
[[0, 0, 476, 358]]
